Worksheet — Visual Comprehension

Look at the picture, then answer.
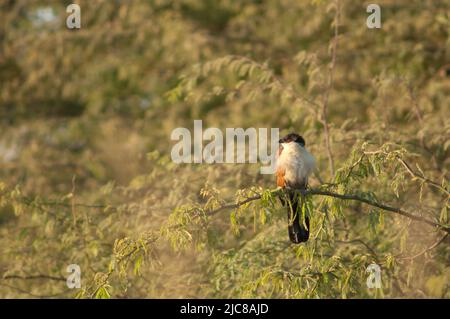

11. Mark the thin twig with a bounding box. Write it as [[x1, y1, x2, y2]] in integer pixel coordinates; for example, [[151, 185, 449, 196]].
[[398, 233, 449, 260], [320, 0, 340, 177], [406, 83, 424, 124], [2, 274, 66, 281], [397, 157, 449, 196]]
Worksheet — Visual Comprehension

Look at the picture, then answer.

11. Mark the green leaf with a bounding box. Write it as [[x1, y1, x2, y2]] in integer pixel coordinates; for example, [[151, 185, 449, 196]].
[[134, 255, 143, 276], [95, 286, 111, 299], [440, 205, 448, 224]]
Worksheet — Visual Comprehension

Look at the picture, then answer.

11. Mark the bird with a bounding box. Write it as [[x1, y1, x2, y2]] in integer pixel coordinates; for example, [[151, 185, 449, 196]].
[[276, 133, 316, 243]]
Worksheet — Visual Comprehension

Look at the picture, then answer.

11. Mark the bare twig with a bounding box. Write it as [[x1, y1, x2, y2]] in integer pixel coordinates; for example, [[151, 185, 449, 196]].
[[406, 83, 424, 124], [320, 0, 340, 177], [397, 157, 449, 196], [398, 233, 449, 260], [2, 274, 66, 281]]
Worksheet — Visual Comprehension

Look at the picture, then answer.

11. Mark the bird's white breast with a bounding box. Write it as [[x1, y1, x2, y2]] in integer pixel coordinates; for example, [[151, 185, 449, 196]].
[[276, 142, 315, 187]]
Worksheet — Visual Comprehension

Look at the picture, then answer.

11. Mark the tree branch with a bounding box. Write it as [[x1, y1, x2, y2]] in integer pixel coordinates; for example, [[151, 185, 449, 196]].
[[205, 188, 449, 233], [2, 274, 66, 281]]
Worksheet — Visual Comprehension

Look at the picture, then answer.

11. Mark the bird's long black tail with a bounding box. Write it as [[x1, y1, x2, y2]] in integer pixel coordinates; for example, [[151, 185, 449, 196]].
[[283, 191, 309, 243]]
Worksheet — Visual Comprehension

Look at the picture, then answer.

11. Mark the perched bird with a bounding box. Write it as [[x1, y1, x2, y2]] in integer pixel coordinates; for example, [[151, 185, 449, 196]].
[[276, 133, 316, 243]]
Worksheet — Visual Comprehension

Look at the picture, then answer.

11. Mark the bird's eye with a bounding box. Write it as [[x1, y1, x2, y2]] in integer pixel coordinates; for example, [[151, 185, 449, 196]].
[[278, 139, 283, 143]]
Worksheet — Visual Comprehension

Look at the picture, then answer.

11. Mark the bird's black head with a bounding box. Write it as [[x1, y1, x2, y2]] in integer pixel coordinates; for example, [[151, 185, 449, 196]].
[[279, 133, 305, 147]]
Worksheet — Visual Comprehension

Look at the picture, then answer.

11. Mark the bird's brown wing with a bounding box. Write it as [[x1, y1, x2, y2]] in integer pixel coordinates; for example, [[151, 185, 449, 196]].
[[276, 145, 286, 188], [276, 167, 286, 187]]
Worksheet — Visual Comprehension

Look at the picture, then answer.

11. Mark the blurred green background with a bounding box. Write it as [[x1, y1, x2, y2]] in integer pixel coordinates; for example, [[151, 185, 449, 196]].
[[0, 0, 449, 298]]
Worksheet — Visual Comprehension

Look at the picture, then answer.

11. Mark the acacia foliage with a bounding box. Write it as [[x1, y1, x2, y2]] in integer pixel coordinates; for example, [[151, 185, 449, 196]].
[[0, 0, 449, 298]]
